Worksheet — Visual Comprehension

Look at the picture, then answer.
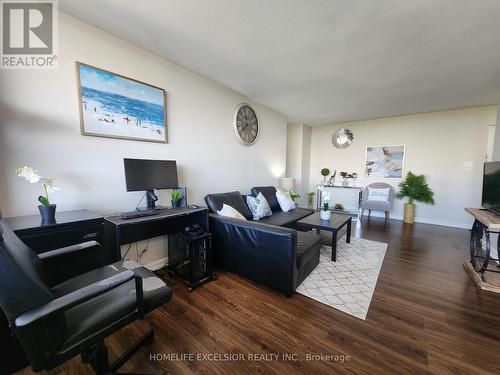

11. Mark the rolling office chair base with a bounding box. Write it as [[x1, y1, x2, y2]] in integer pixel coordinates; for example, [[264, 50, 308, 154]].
[[82, 329, 155, 375]]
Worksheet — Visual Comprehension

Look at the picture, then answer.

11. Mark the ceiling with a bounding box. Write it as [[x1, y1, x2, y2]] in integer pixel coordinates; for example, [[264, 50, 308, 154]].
[[59, 0, 500, 125]]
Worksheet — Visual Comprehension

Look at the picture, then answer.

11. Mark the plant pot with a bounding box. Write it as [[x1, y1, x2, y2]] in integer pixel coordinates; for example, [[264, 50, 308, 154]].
[[171, 200, 181, 208], [320, 210, 331, 221], [404, 203, 415, 224], [39, 204, 56, 225]]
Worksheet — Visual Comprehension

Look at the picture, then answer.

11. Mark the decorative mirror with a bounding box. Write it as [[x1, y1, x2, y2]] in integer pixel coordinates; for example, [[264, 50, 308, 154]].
[[332, 128, 353, 149]]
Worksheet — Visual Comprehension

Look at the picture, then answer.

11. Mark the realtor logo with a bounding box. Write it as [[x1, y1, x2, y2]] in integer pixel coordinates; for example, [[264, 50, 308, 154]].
[[1, 0, 58, 69]]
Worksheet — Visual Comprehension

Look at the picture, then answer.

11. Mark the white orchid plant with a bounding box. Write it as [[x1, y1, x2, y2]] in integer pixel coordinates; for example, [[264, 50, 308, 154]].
[[321, 189, 331, 211], [16, 166, 58, 207]]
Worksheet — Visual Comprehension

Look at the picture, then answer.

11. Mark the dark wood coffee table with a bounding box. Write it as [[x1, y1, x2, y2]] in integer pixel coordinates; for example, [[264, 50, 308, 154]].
[[297, 212, 352, 262]]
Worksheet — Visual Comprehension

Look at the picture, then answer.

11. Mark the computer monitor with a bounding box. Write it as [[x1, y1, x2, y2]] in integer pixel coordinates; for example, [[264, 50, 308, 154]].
[[124, 158, 178, 209]]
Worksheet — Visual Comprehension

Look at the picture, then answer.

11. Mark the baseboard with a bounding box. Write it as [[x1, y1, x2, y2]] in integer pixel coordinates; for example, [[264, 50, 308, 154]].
[[360, 212, 471, 229], [144, 257, 168, 271]]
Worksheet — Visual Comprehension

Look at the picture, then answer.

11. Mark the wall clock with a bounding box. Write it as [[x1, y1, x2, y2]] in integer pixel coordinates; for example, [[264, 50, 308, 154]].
[[234, 103, 259, 146]]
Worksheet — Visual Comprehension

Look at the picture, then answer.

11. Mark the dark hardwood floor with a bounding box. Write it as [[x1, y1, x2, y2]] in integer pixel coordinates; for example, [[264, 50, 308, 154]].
[[17, 218, 500, 374]]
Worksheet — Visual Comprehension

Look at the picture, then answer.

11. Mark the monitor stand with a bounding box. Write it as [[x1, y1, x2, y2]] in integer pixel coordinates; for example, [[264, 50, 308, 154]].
[[146, 189, 158, 210]]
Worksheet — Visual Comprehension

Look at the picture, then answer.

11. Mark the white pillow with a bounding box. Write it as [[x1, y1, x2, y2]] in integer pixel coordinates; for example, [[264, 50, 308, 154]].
[[276, 190, 296, 212], [367, 187, 390, 202], [217, 204, 247, 220], [246, 192, 272, 220]]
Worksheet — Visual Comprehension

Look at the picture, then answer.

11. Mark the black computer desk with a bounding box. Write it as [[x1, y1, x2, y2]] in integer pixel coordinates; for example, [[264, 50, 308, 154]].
[[104, 207, 209, 263]]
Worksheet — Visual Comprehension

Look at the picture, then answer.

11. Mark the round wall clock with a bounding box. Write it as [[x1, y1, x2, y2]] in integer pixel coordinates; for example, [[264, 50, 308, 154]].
[[234, 103, 259, 146]]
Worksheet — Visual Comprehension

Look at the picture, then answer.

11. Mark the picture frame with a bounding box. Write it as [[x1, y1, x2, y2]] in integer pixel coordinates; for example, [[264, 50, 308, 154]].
[[365, 145, 405, 178], [76, 62, 167, 143]]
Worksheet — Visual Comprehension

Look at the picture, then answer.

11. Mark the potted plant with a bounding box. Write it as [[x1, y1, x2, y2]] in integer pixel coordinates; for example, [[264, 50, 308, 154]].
[[16, 166, 58, 224], [288, 189, 301, 205], [320, 168, 330, 184], [395, 171, 434, 223], [307, 191, 315, 209], [320, 190, 331, 220], [170, 190, 183, 208]]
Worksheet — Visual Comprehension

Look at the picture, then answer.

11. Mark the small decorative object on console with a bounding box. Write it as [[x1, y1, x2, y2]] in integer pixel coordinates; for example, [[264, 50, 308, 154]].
[[321, 168, 330, 184], [334, 203, 344, 210], [16, 166, 59, 224]]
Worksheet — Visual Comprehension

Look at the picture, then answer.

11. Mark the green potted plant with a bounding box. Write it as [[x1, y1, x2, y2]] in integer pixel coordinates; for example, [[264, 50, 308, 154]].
[[170, 190, 183, 208], [396, 171, 434, 223], [16, 166, 58, 224], [321, 168, 330, 184], [288, 189, 301, 205]]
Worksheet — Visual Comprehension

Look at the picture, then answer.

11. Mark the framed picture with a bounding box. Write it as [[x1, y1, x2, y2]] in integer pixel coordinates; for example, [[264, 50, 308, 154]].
[[365, 145, 405, 178], [76, 62, 167, 143]]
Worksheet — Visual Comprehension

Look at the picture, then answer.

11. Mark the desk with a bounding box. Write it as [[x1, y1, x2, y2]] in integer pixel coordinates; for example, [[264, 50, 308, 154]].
[[104, 207, 209, 263]]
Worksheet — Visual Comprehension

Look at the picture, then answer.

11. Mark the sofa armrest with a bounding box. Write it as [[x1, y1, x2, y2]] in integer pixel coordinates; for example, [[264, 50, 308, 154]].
[[209, 214, 297, 296]]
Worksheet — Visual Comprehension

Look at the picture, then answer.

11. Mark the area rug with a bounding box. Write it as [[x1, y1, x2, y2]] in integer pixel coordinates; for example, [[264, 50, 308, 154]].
[[296, 238, 388, 320]]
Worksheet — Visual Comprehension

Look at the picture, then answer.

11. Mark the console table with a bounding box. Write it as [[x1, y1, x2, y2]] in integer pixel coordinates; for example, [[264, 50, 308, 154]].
[[316, 185, 363, 216], [465, 208, 500, 287]]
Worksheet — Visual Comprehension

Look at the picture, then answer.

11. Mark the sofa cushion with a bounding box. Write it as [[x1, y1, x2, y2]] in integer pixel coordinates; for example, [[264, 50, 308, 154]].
[[217, 204, 247, 220], [205, 191, 253, 220], [251, 186, 280, 211], [258, 208, 313, 227], [246, 193, 272, 220], [296, 231, 322, 269]]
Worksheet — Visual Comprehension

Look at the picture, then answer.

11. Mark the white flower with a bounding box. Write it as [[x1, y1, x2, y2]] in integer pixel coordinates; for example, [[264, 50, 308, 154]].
[[39, 178, 59, 193], [16, 166, 40, 184], [322, 191, 331, 202]]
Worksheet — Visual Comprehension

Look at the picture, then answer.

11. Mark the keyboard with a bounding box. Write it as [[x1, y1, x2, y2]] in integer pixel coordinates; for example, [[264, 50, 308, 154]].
[[120, 210, 160, 220]]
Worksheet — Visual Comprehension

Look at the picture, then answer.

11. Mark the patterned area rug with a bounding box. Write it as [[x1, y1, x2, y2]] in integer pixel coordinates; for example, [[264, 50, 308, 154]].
[[296, 237, 388, 320]]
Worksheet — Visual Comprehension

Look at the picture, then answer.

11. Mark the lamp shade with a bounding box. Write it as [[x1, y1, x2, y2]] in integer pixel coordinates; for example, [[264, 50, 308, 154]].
[[279, 177, 295, 190]]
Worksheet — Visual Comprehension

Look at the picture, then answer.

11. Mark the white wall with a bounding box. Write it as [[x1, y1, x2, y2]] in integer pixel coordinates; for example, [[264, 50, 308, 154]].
[[0, 13, 287, 267], [309, 106, 497, 228], [492, 104, 500, 160], [286, 123, 312, 206]]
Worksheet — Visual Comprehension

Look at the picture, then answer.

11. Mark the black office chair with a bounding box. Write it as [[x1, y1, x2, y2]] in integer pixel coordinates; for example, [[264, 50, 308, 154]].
[[0, 217, 172, 374]]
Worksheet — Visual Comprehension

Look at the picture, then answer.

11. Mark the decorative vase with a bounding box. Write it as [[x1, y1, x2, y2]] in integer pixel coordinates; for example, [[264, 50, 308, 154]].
[[39, 204, 56, 224], [320, 210, 331, 221], [404, 203, 415, 224], [307, 198, 314, 209], [172, 200, 181, 208]]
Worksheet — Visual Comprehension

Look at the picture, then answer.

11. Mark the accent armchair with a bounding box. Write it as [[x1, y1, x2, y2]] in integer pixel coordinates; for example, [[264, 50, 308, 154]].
[[0, 217, 172, 374], [360, 182, 395, 219]]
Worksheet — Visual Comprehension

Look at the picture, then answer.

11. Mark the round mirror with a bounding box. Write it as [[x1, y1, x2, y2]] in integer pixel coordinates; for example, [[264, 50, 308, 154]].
[[332, 128, 353, 149]]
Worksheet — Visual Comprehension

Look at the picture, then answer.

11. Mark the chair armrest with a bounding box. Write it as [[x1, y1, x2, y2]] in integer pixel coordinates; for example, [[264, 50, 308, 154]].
[[38, 241, 100, 260], [15, 270, 136, 327]]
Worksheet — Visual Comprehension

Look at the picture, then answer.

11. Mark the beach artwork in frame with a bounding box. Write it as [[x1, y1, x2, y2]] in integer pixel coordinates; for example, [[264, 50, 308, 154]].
[[365, 145, 405, 178], [77, 62, 167, 143]]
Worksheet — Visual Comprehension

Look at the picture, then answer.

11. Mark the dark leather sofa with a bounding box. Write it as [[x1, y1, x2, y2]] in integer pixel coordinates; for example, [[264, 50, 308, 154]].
[[204, 186, 322, 296]]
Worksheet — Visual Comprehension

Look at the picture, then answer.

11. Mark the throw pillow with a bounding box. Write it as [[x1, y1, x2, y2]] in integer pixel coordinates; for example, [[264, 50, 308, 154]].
[[367, 187, 390, 202], [276, 190, 296, 212], [217, 204, 247, 220], [246, 192, 272, 220]]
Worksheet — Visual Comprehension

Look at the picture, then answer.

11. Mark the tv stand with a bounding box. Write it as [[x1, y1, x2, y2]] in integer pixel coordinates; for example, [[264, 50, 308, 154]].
[[465, 208, 500, 283]]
